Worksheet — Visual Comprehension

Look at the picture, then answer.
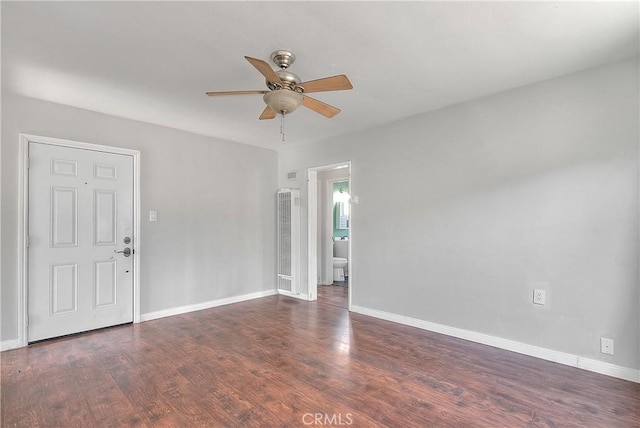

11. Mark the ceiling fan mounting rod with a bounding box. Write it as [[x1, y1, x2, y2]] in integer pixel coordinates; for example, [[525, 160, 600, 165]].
[[266, 50, 304, 91], [271, 50, 296, 69]]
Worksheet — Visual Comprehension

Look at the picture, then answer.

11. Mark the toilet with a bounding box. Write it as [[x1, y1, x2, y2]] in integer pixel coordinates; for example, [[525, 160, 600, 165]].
[[333, 257, 348, 282], [333, 239, 349, 282]]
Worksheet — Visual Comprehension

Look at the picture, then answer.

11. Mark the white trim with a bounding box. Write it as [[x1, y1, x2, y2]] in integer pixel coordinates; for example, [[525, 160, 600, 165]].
[[17, 134, 141, 347], [17, 139, 29, 347], [140, 289, 278, 322], [1, 339, 21, 352], [132, 146, 141, 324], [277, 290, 311, 301], [20, 133, 140, 156], [347, 171, 352, 310], [306, 170, 319, 302], [351, 305, 640, 383], [307, 170, 318, 301]]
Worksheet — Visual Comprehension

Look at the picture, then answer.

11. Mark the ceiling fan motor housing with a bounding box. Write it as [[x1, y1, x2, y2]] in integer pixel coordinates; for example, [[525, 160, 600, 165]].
[[268, 69, 302, 91]]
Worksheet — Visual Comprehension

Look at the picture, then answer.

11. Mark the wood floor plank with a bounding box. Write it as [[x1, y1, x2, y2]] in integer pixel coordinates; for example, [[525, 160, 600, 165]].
[[2, 295, 639, 427], [74, 359, 147, 427], [318, 284, 348, 308]]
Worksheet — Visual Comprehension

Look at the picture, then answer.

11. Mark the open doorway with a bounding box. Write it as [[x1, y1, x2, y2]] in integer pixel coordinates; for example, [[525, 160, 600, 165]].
[[307, 162, 351, 310]]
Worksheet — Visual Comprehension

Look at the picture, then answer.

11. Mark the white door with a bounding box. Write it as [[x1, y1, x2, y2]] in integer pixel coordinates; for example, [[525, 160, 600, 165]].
[[28, 142, 134, 342]]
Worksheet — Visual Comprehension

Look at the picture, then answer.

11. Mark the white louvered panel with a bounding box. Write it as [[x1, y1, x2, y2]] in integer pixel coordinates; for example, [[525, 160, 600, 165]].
[[277, 189, 300, 294], [278, 192, 292, 276], [278, 277, 292, 292]]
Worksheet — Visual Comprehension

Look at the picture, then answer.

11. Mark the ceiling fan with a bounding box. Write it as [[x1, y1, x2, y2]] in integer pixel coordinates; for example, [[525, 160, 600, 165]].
[[206, 50, 353, 121]]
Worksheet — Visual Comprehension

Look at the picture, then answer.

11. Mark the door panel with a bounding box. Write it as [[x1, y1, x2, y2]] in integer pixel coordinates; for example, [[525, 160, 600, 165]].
[[29, 142, 134, 342], [94, 260, 117, 308], [50, 262, 78, 314], [94, 189, 116, 245], [50, 186, 78, 247]]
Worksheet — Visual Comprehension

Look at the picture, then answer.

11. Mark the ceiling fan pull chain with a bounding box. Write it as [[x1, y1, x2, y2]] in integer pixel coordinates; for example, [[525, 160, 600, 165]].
[[281, 113, 286, 142]]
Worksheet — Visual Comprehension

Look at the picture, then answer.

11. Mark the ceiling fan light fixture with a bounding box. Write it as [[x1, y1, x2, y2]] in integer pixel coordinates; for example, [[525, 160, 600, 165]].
[[263, 89, 303, 115]]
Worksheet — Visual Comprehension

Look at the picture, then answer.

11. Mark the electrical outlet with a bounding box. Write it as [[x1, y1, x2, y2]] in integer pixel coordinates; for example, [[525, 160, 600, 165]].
[[533, 289, 546, 305], [600, 338, 614, 355]]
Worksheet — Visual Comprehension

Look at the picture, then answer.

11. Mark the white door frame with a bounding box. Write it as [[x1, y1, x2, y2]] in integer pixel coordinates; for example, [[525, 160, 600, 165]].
[[307, 170, 318, 300], [17, 133, 141, 347], [324, 177, 350, 284], [307, 162, 352, 310]]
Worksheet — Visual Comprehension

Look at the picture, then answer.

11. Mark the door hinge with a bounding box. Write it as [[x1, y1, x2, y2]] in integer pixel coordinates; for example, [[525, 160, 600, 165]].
[[27, 157, 31, 169], [26, 236, 30, 248]]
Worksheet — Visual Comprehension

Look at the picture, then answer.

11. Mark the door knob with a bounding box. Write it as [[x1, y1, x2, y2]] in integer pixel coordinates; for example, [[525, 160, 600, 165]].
[[115, 247, 132, 257]]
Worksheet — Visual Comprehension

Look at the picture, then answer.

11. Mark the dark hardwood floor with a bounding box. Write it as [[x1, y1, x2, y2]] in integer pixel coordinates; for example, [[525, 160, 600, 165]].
[[2, 295, 639, 427], [317, 284, 348, 309]]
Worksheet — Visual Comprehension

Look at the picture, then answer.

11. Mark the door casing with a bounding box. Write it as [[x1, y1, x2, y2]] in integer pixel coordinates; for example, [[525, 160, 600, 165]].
[[307, 161, 352, 309], [17, 134, 141, 347]]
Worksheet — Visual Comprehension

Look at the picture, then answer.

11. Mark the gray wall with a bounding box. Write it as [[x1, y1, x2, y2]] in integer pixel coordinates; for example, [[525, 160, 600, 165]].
[[279, 59, 639, 370], [1, 94, 277, 341]]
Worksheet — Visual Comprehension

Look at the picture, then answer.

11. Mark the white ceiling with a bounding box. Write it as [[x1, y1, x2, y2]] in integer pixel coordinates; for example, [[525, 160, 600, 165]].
[[3, 1, 638, 151]]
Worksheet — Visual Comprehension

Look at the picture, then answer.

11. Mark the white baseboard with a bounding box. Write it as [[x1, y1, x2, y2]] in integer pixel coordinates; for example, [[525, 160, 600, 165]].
[[350, 305, 640, 383], [277, 289, 311, 301], [141, 289, 277, 322], [1, 339, 21, 352], [2, 289, 278, 351]]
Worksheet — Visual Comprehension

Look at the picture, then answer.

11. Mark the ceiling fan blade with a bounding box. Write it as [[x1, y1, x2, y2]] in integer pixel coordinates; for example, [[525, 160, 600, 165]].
[[206, 90, 268, 96], [298, 75, 353, 94], [245, 56, 283, 86], [302, 95, 341, 118], [259, 105, 277, 120]]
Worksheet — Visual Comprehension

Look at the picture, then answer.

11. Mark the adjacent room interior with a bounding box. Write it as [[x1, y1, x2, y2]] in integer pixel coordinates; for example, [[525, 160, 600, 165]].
[[1, 2, 639, 426]]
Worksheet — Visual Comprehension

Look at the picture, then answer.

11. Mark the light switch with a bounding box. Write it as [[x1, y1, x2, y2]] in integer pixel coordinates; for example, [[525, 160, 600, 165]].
[[149, 210, 157, 222]]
